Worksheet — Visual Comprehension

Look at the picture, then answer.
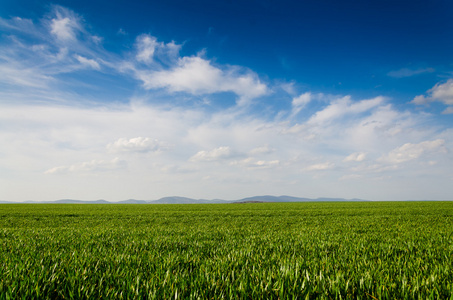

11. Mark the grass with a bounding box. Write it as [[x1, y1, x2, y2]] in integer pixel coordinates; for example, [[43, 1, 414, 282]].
[[0, 201, 452, 299]]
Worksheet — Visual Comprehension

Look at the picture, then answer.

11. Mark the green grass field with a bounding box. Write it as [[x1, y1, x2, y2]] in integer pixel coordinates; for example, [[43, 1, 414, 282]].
[[1, 202, 452, 299]]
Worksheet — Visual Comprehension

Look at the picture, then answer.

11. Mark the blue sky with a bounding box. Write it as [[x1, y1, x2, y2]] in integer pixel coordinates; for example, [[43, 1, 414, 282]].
[[1, 0, 452, 201]]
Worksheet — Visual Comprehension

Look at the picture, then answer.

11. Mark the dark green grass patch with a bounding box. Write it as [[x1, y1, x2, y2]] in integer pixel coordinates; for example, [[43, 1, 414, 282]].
[[0, 202, 452, 299]]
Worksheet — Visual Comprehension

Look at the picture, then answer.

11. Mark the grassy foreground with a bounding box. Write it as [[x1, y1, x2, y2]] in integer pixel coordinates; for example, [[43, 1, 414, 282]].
[[0, 202, 452, 299]]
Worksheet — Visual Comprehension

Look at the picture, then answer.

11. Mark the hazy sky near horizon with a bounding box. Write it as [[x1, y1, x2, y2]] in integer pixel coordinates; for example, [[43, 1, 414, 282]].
[[1, 0, 453, 202]]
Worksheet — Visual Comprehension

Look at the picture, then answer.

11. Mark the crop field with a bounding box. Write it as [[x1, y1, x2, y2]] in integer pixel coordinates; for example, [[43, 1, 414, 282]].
[[0, 201, 452, 299]]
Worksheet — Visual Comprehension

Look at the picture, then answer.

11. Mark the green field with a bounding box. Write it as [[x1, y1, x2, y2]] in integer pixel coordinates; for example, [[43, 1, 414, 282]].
[[1, 202, 452, 299]]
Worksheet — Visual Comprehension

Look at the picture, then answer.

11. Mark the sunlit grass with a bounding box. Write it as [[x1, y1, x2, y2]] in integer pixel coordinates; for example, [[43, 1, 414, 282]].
[[1, 202, 452, 299]]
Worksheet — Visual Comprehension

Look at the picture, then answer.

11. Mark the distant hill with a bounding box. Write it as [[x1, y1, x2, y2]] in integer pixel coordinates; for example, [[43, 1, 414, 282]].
[[1, 196, 369, 204], [150, 196, 230, 204], [117, 199, 148, 204], [52, 199, 110, 204], [234, 195, 309, 203], [233, 195, 367, 203]]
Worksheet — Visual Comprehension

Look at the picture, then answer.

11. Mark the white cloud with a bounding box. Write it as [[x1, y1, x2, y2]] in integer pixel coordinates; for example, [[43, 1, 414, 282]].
[[412, 79, 453, 107], [45, 157, 126, 174], [291, 92, 311, 116], [163, 41, 182, 60], [189, 146, 235, 162], [304, 162, 334, 171], [51, 18, 74, 41], [344, 104, 414, 151], [308, 96, 385, 124], [108, 137, 165, 153], [91, 35, 103, 44], [136, 35, 158, 63], [292, 92, 311, 107], [49, 7, 82, 42], [344, 152, 367, 162], [135, 34, 181, 65], [429, 79, 453, 105], [75, 55, 100, 70], [283, 96, 392, 146], [231, 157, 279, 169], [379, 139, 446, 164], [137, 56, 267, 104], [250, 160, 279, 168], [411, 95, 429, 105], [249, 145, 274, 155]]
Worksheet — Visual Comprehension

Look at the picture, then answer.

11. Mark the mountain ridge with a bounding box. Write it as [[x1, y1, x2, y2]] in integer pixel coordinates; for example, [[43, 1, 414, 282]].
[[0, 195, 369, 204]]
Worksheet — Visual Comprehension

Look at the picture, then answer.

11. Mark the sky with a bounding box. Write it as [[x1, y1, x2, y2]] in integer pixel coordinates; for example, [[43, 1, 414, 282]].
[[1, 0, 453, 202]]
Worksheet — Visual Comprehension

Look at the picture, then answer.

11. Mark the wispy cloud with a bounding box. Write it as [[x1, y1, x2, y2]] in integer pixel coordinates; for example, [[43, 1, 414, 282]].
[[442, 107, 453, 115], [189, 146, 236, 162], [307, 96, 385, 125], [0, 16, 43, 39], [135, 56, 268, 105], [291, 92, 311, 116], [387, 67, 434, 78], [0, 5, 111, 105], [412, 79, 453, 113], [249, 145, 275, 155], [230, 157, 280, 169], [108, 137, 167, 153], [304, 162, 334, 171], [136, 35, 158, 63], [74, 54, 100, 70], [379, 139, 446, 164], [344, 152, 367, 162], [50, 15, 79, 42], [135, 34, 181, 65], [0, 64, 54, 88], [45, 157, 126, 174]]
